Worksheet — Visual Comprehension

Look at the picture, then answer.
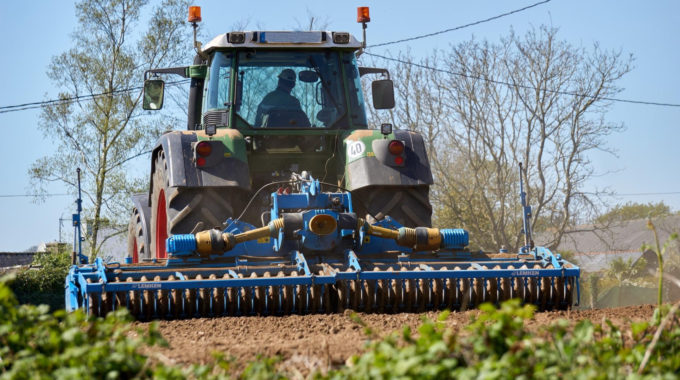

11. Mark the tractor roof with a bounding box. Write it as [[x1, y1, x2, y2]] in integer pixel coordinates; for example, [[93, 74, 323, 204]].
[[202, 31, 362, 52]]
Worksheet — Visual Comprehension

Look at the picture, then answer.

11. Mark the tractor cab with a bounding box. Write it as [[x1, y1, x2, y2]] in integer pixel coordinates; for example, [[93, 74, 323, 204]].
[[143, 29, 394, 132], [203, 34, 374, 131]]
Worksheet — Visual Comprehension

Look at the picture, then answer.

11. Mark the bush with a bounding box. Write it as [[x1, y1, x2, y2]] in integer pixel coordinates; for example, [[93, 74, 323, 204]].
[[321, 300, 680, 379], [2, 271, 680, 379], [9, 250, 71, 310], [0, 276, 167, 379]]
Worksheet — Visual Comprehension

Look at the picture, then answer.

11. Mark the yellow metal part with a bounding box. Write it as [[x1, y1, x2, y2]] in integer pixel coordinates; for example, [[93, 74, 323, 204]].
[[234, 218, 283, 244], [309, 214, 337, 235], [195, 230, 215, 254], [419, 227, 442, 251], [193, 218, 284, 255], [364, 223, 399, 240], [359, 218, 442, 251]]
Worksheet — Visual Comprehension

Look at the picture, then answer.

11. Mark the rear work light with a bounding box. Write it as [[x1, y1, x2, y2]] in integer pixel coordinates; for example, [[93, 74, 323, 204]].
[[228, 32, 246, 44], [332, 32, 350, 44], [196, 141, 212, 157], [388, 140, 405, 155]]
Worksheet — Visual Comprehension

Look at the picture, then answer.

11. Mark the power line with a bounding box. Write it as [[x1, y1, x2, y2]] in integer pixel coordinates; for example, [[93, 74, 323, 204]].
[[368, 0, 551, 49], [365, 52, 680, 108], [1, 2, 547, 114], [0, 193, 71, 198], [1, 190, 678, 199], [613, 192, 680, 197], [0, 80, 190, 115]]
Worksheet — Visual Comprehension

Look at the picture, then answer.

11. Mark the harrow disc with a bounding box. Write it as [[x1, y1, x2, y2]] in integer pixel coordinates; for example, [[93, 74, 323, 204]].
[[69, 257, 579, 320]]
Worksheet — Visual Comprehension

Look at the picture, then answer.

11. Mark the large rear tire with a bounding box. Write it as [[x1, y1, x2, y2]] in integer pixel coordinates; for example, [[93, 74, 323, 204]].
[[352, 185, 432, 227], [150, 150, 244, 259], [127, 207, 149, 263]]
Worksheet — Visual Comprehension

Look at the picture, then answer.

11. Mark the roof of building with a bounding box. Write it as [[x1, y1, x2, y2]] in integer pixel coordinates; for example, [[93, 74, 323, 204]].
[[542, 215, 680, 254]]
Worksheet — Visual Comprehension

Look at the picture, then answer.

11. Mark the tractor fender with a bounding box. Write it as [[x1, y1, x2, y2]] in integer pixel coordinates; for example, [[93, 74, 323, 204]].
[[343, 129, 434, 190], [149, 130, 250, 205]]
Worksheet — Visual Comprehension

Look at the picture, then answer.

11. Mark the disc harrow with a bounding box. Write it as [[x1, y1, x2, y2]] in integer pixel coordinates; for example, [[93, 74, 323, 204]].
[[66, 174, 580, 319], [68, 254, 578, 319]]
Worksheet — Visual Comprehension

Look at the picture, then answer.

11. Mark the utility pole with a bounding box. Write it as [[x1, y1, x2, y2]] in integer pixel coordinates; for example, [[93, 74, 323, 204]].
[[58, 215, 70, 244]]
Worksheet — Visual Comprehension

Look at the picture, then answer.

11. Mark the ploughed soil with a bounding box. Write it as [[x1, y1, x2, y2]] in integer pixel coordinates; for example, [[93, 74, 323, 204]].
[[138, 304, 656, 374]]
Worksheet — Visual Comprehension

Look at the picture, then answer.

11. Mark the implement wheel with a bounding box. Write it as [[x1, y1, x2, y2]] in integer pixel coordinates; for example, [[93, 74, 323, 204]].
[[150, 150, 244, 259], [352, 185, 432, 227]]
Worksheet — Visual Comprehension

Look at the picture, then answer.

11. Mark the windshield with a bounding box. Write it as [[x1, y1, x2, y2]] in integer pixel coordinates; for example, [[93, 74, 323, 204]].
[[232, 51, 349, 128]]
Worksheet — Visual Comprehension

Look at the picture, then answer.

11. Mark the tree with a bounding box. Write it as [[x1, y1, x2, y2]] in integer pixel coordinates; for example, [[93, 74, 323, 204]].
[[363, 26, 633, 251], [596, 201, 673, 224], [606, 256, 647, 307], [30, 0, 192, 259], [606, 256, 646, 287]]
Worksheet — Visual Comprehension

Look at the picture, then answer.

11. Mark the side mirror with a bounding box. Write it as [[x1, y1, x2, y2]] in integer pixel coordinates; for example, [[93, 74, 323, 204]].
[[371, 79, 395, 109], [143, 79, 165, 110], [298, 70, 319, 83]]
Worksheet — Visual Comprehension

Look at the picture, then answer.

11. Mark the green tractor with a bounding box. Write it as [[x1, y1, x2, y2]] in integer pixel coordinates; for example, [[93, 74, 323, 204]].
[[127, 7, 434, 263]]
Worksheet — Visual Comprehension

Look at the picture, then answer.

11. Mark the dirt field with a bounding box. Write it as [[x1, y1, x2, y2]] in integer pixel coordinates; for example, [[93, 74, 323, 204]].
[[139, 304, 656, 373]]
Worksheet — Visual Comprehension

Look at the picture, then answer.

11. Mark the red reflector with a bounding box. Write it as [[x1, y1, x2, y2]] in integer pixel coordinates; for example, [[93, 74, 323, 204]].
[[196, 141, 212, 157], [388, 140, 405, 155], [196, 157, 206, 167], [394, 156, 404, 165]]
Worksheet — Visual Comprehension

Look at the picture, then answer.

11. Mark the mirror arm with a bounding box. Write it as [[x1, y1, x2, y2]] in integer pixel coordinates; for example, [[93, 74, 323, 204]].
[[358, 66, 390, 79], [144, 66, 190, 81]]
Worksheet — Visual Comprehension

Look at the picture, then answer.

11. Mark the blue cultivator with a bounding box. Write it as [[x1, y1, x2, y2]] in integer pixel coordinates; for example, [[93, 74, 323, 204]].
[[66, 173, 580, 319]]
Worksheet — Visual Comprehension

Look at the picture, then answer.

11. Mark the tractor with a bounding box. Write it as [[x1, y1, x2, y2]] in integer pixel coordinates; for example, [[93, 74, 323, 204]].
[[66, 6, 579, 319]]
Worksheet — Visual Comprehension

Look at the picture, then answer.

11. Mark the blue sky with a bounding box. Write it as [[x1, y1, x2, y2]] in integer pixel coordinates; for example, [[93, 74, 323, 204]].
[[0, 1, 678, 252]]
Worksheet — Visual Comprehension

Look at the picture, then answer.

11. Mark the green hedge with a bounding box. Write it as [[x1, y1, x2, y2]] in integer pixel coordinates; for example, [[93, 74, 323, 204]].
[[2, 274, 679, 379], [9, 250, 71, 310]]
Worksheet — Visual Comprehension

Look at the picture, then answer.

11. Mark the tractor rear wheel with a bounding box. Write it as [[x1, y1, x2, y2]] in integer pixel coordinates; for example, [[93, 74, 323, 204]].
[[150, 151, 244, 259], [352, 185, 432, 227], [127, 206, 149, 263]]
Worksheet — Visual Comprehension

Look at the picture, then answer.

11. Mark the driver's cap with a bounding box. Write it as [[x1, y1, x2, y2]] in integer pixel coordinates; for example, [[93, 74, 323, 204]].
[[278, 69, 296, 82]]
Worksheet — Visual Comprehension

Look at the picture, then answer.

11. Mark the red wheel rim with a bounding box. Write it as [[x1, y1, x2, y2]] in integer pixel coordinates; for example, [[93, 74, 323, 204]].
[[155, 189, 168, 259], [132, 239, 139, 263]]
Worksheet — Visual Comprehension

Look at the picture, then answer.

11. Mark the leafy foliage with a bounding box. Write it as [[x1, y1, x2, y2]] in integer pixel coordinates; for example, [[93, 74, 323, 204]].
[[3, 275, 680, 379], [606, 256, 648, 286], [596, 201, 674, 224], [30, 0, 192, 259], [9, 250, 72, 310], [321, 300, 680, 379], [0, 277, 164, 379]]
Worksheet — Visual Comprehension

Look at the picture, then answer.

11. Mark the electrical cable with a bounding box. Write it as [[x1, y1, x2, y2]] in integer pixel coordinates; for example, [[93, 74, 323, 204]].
[[3, 190, 677, 200], [0, 79, 190, 114], [0, 193, 71, 198], [225, 180, 293, 230], [2, 3, 679, 111], [368, 0, 551, 49], [364, 52, 680, 108], [224, 177, 380, 231], [612, 192, 680, 196]]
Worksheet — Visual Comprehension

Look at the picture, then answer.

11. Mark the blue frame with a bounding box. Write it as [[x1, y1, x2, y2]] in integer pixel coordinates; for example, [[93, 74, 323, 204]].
[[66, 177, 581, 316]]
